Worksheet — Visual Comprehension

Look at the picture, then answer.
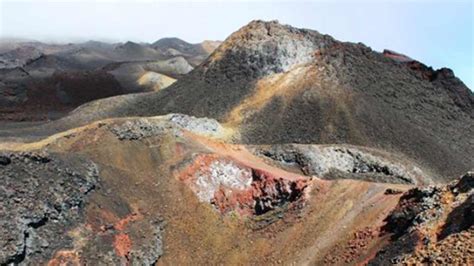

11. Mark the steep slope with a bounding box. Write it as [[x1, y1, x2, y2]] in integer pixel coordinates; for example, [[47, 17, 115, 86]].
[[15, 20, 472, 180], [0, 115, 471, 264]]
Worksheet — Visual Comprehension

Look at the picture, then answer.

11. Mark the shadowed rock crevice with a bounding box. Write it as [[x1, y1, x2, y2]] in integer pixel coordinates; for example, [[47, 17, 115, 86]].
[[251, 169, 307, 215], [3, 216, 50, 265], [438, 194, 473, 240]]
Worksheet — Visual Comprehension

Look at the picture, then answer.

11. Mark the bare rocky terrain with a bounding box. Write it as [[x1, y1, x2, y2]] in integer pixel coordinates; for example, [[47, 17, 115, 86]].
[[0, 20, 472, 265], [0, 38, 220, 121]]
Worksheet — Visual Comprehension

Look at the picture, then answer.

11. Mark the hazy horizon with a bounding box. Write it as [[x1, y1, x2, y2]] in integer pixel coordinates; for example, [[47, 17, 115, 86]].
[[1, 0, 472, 88], [0, 35, 219, 45]]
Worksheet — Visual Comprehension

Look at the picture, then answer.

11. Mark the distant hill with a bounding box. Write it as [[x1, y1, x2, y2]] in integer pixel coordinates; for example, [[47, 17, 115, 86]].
[[152, 37, 221, 66], [0, 37, 220, 121]]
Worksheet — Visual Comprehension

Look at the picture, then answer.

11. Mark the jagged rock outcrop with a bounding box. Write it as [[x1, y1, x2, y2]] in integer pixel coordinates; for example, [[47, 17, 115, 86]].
[[252, 144, 432, 185], [370, 172, 474, 264]]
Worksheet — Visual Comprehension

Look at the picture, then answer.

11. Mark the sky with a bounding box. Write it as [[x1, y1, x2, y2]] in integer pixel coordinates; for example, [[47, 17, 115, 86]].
[[0, 0, 472, 89]]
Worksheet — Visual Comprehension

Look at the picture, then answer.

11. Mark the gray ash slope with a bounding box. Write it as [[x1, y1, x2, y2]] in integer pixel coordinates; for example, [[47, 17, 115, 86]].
[[2, 20, 473, 181]]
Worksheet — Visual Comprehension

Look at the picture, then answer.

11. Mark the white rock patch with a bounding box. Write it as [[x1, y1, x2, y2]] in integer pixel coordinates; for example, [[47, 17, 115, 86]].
[[194, 160, 253, 202]]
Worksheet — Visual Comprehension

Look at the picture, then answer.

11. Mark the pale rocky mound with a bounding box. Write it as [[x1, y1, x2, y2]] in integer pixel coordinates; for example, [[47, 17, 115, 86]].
[[137, 72, 176, 91]]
